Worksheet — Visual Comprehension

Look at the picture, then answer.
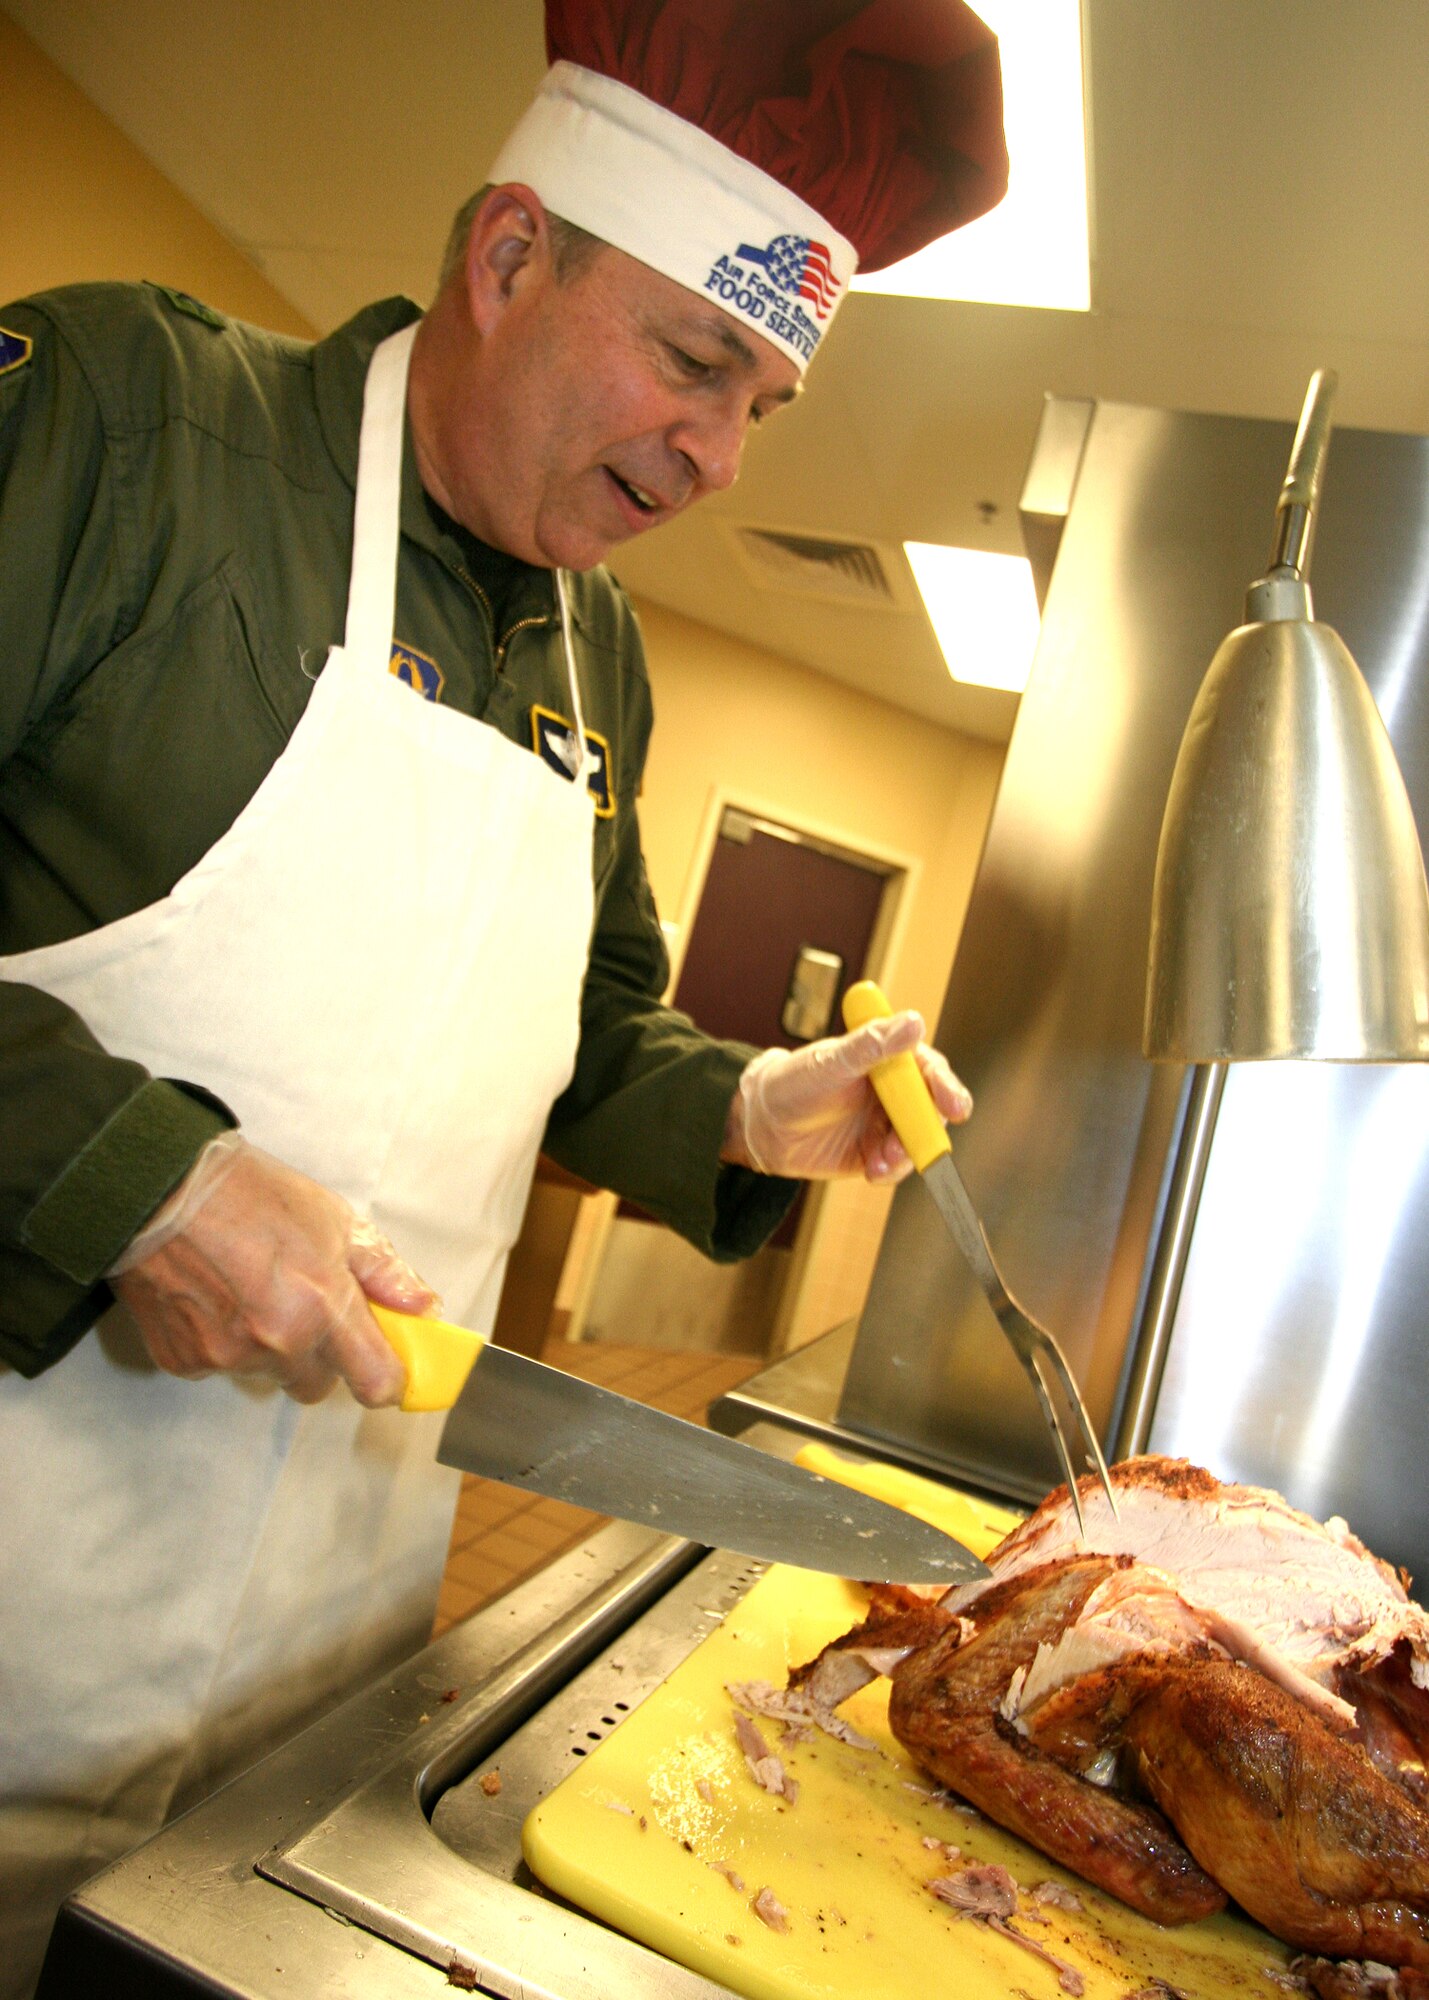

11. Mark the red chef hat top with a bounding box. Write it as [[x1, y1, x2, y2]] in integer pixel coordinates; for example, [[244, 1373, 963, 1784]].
[[487, 0, 1007, 374]]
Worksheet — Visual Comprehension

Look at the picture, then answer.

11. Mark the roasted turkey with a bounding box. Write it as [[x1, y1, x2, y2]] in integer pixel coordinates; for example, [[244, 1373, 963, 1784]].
[[792, 1456, 1429, 1968]]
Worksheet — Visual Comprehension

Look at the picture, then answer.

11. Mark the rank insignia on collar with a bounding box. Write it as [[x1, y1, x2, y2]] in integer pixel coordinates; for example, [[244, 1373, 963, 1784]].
[[531, 705, 615, 817], [390, 641, 444, 701], [0, 327, 33, 379]]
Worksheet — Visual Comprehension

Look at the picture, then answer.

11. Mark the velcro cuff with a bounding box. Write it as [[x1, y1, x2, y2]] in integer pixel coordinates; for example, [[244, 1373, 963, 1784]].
[[21, 1079, 235, 1285]]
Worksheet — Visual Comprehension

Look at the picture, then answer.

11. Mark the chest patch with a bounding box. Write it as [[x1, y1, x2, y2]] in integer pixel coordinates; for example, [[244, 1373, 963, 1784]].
[[0, 326, 33, 379], [531, 705, 614, 817], [390, 640, 444, 701]]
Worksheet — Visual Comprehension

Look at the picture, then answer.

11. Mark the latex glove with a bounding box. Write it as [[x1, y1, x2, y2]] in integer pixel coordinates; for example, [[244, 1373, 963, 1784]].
[[727, 1010, 972, 1183], [108, 1134, 437, 1407]]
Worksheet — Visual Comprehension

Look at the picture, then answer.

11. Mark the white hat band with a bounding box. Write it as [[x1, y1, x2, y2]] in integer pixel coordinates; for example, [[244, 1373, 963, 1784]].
[[488, 62, 856, 374]]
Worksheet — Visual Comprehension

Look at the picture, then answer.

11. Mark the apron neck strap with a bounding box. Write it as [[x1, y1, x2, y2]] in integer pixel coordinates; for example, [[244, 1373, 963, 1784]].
[[344, 323, 592, 802], [553, 569, 590, 782], [342, 322, 419, 674]]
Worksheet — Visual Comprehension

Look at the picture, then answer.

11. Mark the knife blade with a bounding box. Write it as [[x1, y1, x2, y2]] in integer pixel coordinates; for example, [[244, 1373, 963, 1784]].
[[371, 1305, 988, 1585]]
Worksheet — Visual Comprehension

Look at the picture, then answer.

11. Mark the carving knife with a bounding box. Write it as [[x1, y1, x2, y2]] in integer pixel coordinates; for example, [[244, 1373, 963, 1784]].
[[371, 1304, 989, 1585]]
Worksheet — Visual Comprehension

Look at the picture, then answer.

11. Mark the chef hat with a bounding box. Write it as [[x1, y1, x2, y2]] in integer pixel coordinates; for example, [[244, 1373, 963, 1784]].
[[487, 0, 1008, 375]]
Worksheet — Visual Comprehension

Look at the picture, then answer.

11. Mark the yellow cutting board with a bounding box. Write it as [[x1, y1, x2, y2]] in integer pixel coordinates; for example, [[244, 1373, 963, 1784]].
[[523, 1449, 1297, 1999]]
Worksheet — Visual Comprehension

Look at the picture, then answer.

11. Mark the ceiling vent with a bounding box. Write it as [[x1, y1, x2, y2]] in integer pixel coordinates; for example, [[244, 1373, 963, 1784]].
[[729, 526, 898, 607]]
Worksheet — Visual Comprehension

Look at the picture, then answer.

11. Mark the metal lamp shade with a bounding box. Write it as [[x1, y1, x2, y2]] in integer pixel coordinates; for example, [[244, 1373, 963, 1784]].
[[1145, 613, 1429, 1061]]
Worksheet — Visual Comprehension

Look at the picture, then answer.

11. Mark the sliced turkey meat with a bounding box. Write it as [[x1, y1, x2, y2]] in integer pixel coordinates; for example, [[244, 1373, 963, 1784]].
[[792, 1456, 1429, 1970], [947, 1456, 1429, 1699]]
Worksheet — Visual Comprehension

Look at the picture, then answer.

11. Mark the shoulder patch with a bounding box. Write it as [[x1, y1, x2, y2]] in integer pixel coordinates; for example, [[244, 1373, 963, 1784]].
[[145, 282, 226, 330], [0, 326, 33, 379], [531, 704, 614, 816], [390, 640, 444, 701]]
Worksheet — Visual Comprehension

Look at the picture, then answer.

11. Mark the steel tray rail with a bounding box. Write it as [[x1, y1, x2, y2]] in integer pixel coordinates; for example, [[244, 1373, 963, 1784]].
[[40, 1515, 758, 2000]]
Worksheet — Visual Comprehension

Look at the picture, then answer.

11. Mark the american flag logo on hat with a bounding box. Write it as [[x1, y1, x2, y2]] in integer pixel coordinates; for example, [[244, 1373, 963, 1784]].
[[736, 234, 840, 321]]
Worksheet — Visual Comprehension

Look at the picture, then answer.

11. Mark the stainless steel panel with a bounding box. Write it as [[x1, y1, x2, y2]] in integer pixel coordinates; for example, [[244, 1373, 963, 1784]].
[[708, 1324, 1019, 1506], [1018, 393, 1093, 607], [1112, 1061, 1226, 1460], [840, 399, 1429, 1563], [1146, 420, 1429, 1585], [1148, 1059, 1429, 1575], [708, 1320, 857, 1444]]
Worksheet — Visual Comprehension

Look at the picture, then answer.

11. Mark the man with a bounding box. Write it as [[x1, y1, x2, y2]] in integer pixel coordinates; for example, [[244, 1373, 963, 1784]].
[[0, 1, 1007, 1988]]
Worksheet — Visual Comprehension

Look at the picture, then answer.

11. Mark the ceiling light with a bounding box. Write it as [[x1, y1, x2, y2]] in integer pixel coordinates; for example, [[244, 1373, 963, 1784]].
[[853, 0, 1090, 313], [904, 544, 1041, 693]]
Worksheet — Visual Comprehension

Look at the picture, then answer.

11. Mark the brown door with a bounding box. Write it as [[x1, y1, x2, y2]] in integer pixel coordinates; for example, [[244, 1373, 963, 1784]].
[[649, 809, 896, 1249], [673, 809, 892, 1051], [588, 809, 899, 1352]]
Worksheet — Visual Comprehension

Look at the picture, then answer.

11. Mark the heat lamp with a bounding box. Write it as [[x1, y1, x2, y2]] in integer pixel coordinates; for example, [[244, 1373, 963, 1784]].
[[1144, 370, 1429, 1063]]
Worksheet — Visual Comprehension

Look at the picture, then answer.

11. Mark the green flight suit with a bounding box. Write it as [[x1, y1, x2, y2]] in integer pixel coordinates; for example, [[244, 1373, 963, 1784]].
[[0, 282, 792, 1377]]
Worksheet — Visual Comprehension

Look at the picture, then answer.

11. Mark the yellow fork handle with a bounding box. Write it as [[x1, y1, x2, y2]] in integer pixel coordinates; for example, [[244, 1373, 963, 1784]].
[[369, 1303, 487, 1413], [842, 979, 952, 1175]]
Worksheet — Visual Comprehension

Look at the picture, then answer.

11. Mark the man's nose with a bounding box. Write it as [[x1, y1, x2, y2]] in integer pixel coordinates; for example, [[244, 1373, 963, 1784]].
[[674, 403, 747, 496]]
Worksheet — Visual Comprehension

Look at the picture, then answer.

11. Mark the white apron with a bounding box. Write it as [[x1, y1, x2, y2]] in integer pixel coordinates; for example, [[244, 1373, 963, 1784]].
[[0, 322, 597, 1996]]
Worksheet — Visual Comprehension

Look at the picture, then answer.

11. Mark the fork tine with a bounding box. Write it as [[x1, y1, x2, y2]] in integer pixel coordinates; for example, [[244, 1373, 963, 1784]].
[[1021, 1346, 1087, 1541], [1030, 1326, 1120, 1523], [1080, 1406, 1120, 1522]]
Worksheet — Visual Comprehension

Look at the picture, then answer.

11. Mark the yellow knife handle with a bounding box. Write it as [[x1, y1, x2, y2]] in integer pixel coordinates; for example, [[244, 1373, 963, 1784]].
[[842, 979, 952, 1173], [370, 1303, 486, 1414]]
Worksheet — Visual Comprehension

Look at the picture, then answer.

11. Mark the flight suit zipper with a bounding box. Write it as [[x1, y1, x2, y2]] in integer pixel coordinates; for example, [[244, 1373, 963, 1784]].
[[494, 613, 553, 673], [447, 561, 496, 652], [445, 561, 556, 678]]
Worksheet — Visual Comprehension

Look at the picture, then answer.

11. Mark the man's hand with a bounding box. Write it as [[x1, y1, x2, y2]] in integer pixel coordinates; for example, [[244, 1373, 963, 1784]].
[[723, 1010, 972, 1183], [108, 1137, 437, 1406]]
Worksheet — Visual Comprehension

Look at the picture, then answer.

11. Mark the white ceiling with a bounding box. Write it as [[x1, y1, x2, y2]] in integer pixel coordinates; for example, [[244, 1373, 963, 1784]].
[[11, 0, 1429, 744]]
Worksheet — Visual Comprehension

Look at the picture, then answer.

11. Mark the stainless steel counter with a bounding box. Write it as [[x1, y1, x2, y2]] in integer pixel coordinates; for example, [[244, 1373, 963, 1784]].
[[39, 1446, 796, 1999], [708, 1320, 1017, 1509]]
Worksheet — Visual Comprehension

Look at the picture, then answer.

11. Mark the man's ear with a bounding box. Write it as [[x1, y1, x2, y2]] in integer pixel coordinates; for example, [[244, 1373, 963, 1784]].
[[464, 184, 550, 331]]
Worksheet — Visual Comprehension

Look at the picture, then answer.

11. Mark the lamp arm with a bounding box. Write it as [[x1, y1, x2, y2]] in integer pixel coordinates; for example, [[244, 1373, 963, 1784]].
[[1271, 368, 1338, 580]]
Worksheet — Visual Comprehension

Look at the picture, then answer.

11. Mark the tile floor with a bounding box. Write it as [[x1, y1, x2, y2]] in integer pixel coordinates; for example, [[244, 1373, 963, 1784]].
[[432, 1336, 762, 1638]]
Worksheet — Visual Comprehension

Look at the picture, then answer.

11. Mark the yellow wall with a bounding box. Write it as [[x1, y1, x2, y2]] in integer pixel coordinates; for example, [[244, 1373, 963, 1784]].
[[632, 599, 1003, 1033], [0, 12, 313, 334], [628, 598, 1005, 1348]]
